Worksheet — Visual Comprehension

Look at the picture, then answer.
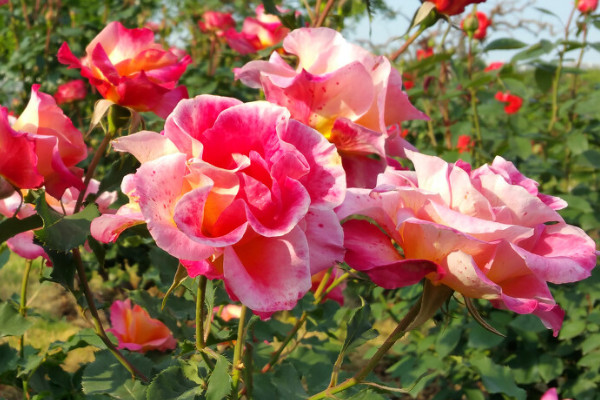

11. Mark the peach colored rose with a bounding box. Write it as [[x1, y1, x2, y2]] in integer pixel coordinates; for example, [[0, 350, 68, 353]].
[[337, 151, 597, 335], [107, 299, 176, 352], [58, 21, 191, 118]]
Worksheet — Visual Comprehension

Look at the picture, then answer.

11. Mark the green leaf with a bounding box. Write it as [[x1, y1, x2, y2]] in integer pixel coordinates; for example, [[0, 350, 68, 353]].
[[0, 214, 43, 245], [534, 64, 556, 92], [0, 301, 32, 337], [272, 363, 307, 400], [435, 326, 461, 358], [581, 333, 600, 354], [342, 300, 378, 354], [82, 350, 152, 396], [206, 355, 232, 400], [0, 245, 10, 270], [578, 351, 600, 368], [146, 362, 204, 400], [0, 342, 19, 374], [35, 195, 100, 251], [99, 154, 139, 193], [485, 38, 527, 51], [538, 353, 564, 381], [470, 355, 526, 400], [511, 40, 554, 62], [567, 132, 589, 155], [44, 249, 76, 291]]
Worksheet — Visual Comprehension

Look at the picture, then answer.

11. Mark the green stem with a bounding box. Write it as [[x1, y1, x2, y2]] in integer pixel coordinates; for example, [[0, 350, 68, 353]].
[[231, 305, 248, 399], [74, 129, 113, 214], [19, 259, 32, 361], [548, 5, 576, 133], [262, 270, 351, 373], [307, 298, 422, 400], [313, 0, 335, 27], [196, 276, 207, 350], [72, 249, 148, 382], [389, 25, 426, 62]]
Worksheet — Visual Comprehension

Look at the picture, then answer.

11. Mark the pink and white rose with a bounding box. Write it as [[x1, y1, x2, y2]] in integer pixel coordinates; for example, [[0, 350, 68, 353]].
[[235, 27, 428, 187], [91, 95, 346, 315]]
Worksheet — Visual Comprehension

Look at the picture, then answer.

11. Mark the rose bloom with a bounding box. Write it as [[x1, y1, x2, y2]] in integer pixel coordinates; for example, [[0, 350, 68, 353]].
[[416, 47, 434, 61], [495, 91, 523, 114], [236, 27, 427, 188], [8, 85, 87, 198], [456, 134, 472, 153], [461, 11, 490, 40], [337, 151, 597, 336], [484, 62, 504, 72], [577, 0, 598, 13], [0, 180, 117, 263], [0, 107, 42, 193], [310, 266, 346, 305], [54, 80, 87, 105], [58, 21, 191, 118], [214, 304, 243, 322], [91, 95, 346, 315], [541, 388, 572, 400], [432, 0, 486, 15], [198, 11, 236, 37], [225, 5, 289, 54], [107, 299, 176, 352]]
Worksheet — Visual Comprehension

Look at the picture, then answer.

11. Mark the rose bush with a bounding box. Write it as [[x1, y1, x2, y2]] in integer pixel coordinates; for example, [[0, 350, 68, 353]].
[[58, 21, 191, 118], [337, 151, 597, 335], [91, 95, 346, 315], [235, 27, 427, 187]]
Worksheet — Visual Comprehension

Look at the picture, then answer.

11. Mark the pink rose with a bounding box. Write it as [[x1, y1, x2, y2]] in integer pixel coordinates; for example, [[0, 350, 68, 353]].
[[485, 62, 504, 72], [58, 21, 191, 118], [199, 11, 236, 37], [235, 27, 427, 187], [456, 134, 472, 153], [337, 151, 597, 335], [54, 80, 87, 105], [224, 5, 289, 54], [541, 388, 572, 400], [107, 299, 176, 352], [91, 95, 346, 315], [10, 85, 87, 198], [0, 107, 43, 192]]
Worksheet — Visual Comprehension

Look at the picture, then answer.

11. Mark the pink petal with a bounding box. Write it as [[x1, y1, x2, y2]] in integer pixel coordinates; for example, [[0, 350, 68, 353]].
[[223, 227, 311, 313], [303, 208, 345, 274], [134, 153, 215, 261], [112, 130, 180, 163]]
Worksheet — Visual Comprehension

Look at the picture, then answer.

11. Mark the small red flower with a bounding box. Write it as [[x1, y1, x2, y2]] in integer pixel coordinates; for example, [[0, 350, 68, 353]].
[[54, 80, 87, 105], [495, 91, 523, 114], [198, 11, 236, 37], [417, 47, 434, 61], [461, 11, 491, 40], [432, 0, 487, 16], [456, 135, 473, 153], [577, 0, 598, 13], [484, 62, 504, 72], [403, 72, 415, 90]]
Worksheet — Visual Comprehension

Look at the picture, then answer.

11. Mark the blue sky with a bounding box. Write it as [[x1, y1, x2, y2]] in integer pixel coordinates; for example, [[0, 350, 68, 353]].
[[348, 0, 600, 65]]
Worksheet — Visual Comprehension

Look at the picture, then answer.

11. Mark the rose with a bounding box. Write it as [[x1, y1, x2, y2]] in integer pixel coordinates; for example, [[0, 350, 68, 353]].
[[484, 62, 503, 72], [541, 388, 572, 400], [54, 80, 87, 105], [456, 134, 472, 153], [495, 91, 523, 114], [198, 11, 236, 37], [58, 21, 191, 118], [416, 47, 434, 60], [431, 0, 486, 16], [461, 11, 490, 40], [9, 85, 87, 198], [0, 107, 42, 192], [224, 5, 289, 54], [337, 151, 597, 335], [91, 95, 346, 315], [107, 299, 176, 352], [577, 0, 598, 13], [235, 27, 427, 187]]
